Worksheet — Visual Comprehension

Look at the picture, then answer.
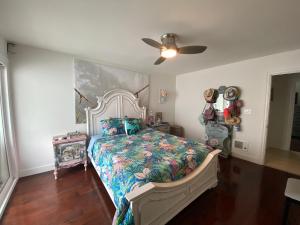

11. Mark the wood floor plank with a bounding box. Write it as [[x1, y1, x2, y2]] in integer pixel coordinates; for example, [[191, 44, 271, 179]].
[[1, 157, 299, 225]]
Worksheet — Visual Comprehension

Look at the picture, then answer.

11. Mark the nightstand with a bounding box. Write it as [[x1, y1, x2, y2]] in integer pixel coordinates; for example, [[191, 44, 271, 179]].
[[170, 125, 184, 137], [149, 122, 170, 134], [52, 132, 87, 180]]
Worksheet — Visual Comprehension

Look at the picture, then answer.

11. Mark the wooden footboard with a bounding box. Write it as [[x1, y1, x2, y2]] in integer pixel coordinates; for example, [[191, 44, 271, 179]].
[[125, 149, 221, 225]]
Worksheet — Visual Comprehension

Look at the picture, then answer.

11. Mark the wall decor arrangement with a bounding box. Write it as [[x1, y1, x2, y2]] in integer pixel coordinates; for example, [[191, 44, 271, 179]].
[[159, 89, 168, 103], [74, 58, 149, 123], [200, 86, 243, 157]]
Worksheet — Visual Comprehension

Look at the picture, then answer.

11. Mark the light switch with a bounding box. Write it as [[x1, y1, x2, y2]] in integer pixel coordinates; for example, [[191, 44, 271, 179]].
[[244, 108, 252, 115]]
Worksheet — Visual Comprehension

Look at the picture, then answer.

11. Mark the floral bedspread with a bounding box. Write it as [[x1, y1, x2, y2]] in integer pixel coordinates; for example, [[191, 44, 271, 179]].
[[88, 128, 212, 225]]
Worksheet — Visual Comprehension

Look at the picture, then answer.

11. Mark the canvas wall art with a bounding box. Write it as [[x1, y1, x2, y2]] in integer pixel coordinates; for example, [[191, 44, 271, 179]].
[[74, 58, 149, 123]]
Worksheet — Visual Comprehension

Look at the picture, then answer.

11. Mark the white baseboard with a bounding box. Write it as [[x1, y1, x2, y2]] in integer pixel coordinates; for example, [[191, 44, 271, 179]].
[[231, 151, 261, 165], [20, 164, 54, 177]]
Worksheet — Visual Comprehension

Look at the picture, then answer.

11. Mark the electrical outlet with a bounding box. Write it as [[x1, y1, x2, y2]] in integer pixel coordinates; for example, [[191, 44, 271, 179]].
[[233, 140, 248, 151]]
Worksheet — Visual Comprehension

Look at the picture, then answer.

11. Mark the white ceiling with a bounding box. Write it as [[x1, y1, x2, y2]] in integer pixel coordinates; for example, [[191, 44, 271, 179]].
[[1, 0, 300, 75]]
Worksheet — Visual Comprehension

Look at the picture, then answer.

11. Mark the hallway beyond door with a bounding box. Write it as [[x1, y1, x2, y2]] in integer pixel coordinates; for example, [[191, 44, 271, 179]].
[[265, 148, 300, 176]]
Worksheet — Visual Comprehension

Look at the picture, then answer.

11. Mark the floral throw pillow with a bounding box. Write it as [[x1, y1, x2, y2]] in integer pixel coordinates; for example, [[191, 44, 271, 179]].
[[100, 118, 125, 136], [124, 118, 142, 135]]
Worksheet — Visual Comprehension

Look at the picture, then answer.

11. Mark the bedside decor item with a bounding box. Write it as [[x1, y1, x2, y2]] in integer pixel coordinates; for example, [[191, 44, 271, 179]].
[[149, 122, 170, 134], [159, 89, 168, 103], [52, 132, 87, 180], [170, 125, 184, 137], [147, 110, 155, 125], [155, 112, 163, 124]]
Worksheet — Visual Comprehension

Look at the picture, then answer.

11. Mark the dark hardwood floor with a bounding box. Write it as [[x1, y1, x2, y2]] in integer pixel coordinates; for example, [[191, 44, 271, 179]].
[[1, 157, 300, 225]]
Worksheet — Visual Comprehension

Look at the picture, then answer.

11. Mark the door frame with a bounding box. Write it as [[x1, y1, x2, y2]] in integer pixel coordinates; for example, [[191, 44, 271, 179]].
[[261, 67, 300, 164], [0, 53, 19, 218]]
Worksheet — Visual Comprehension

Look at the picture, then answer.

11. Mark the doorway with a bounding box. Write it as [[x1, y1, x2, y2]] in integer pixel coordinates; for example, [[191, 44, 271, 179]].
[[290, 81, 300, 152], [265, 73, 300, 175]]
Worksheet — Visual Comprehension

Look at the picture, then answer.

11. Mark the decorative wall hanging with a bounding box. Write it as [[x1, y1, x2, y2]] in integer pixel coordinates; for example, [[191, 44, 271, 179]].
[[74, 58, 149, 123], [222, 86, 243, 131], [200, 86, 243, 157], [159, 89, 168, 103], [203, 88, 219, 103]]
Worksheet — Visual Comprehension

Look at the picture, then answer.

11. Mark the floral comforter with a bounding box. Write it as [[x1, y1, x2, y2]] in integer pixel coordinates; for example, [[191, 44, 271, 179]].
[[88, 128, 212, 225]]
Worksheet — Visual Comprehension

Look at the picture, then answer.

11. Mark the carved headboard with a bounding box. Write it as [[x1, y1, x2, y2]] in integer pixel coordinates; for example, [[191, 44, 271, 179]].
[[85, 89, 147, 136]]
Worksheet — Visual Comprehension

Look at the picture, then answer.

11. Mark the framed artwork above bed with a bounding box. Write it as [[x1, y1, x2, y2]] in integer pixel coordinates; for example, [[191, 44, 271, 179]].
[[74, 58, 149, 123]]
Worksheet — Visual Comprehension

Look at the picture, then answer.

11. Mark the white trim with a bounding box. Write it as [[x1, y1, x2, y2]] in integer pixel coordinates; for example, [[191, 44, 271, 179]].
[[2, 65, 19, 178], [20, 164, 54, 177], [260, 67, 300, 165], [0, 177, 18, 218], [232, 152, 259, 164], [285, 81, 296, 150], [0, 54, 19, 218]]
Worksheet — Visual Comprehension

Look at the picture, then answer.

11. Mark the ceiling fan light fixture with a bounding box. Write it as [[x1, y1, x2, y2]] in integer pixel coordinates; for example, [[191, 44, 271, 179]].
[[142, 33, 207, 65], [161, 48, 177, 58]]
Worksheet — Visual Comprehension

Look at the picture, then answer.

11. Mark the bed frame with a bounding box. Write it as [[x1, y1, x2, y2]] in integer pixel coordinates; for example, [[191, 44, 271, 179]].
[[86, 89, 220, 225]]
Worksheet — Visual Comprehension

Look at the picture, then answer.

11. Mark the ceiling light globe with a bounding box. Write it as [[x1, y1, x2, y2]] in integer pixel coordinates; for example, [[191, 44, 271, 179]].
[[161, 48, 177, 58]]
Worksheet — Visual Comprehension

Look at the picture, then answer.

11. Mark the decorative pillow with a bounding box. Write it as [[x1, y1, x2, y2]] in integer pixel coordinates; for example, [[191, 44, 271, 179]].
[[100, 118, 125, 136], [124, 118, 142, 135]]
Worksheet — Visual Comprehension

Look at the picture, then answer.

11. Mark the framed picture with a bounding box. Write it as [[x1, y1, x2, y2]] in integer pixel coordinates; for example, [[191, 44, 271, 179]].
[[159, 89, 168, 103], [147, 115, 155, 125], [155, 112, 162, 124]]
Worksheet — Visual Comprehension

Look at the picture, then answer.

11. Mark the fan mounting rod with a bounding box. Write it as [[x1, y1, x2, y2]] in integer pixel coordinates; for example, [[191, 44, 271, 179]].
[[161, 33, 177, 49]]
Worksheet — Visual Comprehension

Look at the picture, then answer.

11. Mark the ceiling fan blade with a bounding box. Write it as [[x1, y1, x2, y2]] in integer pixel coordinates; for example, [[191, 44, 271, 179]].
[[178, 46, 207, 54], [142, 38, 162, 49], [154, 57, 166, 65]]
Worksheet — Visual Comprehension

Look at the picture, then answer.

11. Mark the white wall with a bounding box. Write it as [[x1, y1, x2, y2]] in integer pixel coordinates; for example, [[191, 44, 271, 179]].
[[0, 36, 9, 182], [296, 81, 300, 101], [149, 74, 175, 123], [175, 49, 300, 164], [0, 38, 6, 56], [0, 36, 7, 63], [267, 75, 300, 150], [10, 45, 175, 177]]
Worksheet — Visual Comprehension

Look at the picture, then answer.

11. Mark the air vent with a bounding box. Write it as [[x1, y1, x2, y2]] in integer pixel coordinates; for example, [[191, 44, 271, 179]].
[[233, 140, 248, 151], [7, 42, 16, 54]]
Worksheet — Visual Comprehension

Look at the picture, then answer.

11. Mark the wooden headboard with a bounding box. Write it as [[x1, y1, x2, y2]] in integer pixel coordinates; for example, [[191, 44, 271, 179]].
[[85, 89, 147, 136]]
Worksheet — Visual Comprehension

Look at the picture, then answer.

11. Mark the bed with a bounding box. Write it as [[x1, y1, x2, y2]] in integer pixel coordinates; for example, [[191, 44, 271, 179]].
[[86, 89, 221, 225]]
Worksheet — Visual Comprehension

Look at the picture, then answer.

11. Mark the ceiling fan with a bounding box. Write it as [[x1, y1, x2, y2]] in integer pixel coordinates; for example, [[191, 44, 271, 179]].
[[142, 33, 207, 65]]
